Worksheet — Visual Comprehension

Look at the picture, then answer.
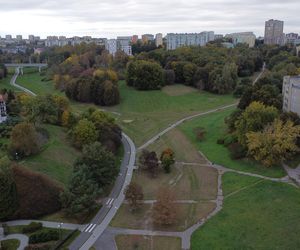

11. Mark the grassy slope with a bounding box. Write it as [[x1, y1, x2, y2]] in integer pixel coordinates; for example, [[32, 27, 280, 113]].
[[19, 124, 80, 186], [191, 173, 300, 250], [0, 73, 20, 92], [179, 108, 286, 178], [106, 81, 237, 146], [16, 69, 64, 96]]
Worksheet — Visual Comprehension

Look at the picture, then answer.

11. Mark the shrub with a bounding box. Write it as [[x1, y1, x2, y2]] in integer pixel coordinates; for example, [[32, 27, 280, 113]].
[[25, 243, 52, 250], [223, 134, 237, 147], [217, 138, 225, 145], [29, 229, 59, 244], [22, 222, 43, 234], [12, 165, 63, 219], [193, 127, 206, 141], [228, 142, 247, 159], [164, 69, 175, 85]]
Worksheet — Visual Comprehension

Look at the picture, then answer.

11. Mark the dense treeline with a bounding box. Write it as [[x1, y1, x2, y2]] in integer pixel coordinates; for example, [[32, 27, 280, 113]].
[[126, 44, 263, 94], [220, 45, 300, 167]]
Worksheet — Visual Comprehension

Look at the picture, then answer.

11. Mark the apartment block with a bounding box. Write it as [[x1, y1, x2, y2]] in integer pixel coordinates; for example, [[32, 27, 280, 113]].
[[282, 75, 300, 116], [166, 32, 214, 50], [225, 32, 256, 47], [264, 19, 285, 45]]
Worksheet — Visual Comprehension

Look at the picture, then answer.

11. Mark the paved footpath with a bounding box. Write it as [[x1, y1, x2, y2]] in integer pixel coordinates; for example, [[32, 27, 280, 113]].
[[0, 234, 29, 250]]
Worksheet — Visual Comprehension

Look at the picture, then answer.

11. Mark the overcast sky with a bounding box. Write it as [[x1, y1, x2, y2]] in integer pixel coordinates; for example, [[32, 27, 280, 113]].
[[0, 0, 299, 38]]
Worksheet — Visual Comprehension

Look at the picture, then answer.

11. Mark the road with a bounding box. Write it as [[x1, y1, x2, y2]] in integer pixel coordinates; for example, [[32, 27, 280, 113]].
[[8, 65, 137, 250], [69, 133, 136, 250]]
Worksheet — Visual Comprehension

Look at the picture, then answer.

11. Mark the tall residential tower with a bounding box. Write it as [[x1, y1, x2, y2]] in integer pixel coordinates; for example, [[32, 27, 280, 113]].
[[264, 19, 285, 45]]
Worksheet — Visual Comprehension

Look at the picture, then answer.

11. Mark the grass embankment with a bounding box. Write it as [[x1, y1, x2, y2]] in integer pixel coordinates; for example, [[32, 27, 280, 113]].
[[19, 124, 80, 186], [0, 239, 20, 250], [179, 108, 286, 178], [106, 82, 237, 146], [115, 235, 182, 250], [16, 68, 64, 96], [191, 173, 300, 249]]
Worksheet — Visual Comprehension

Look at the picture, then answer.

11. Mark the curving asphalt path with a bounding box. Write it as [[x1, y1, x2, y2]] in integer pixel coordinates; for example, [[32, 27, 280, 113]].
[[0, 234, 29, 250]]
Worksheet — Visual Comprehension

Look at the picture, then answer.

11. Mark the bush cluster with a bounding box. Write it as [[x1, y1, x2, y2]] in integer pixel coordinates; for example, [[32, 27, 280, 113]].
[[29, 229, 59, 244]]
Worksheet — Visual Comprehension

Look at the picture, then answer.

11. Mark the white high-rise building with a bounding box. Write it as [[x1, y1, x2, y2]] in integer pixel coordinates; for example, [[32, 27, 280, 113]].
[[166, 32, 215, 50], [264, 19, 285, 46]]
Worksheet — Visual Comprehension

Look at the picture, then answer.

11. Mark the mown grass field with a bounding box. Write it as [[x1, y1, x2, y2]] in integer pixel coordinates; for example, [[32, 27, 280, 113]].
[[19, 124, 80, 186], [179, 108, 286, 178], [115, 235, 182, 250], [191, 173, 300, 250], [106, 81, 237, 146]]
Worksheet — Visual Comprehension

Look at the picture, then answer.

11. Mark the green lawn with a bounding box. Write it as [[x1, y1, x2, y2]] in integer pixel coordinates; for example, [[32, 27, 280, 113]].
[[106, 81, 237, 146], [179, 108, 286, 178], [16, 69, 64, 96], [19, 124, 80, 186], [0, 73, 20, 92], [0, 239, 20, 250], [191, 173, 300, 250]]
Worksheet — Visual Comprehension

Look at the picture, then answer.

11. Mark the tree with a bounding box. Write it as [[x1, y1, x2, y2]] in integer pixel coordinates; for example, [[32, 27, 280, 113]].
[[152, 187, 178, 225], [102, 80, 120, 106], [247, 119, 300, 167], [126, 60, 164, 90], [0, 157, 18, 220], [164, 69, 175, 85], [160, 148, 175, 173], [124, 182, 144, 211], [10, 122, 40, 157], [183, 63, 198, 86], [61, 167, 99, 216], [72, 118, 97, 148], [235, 102, 278, 147], [75, 142, 118, 187]]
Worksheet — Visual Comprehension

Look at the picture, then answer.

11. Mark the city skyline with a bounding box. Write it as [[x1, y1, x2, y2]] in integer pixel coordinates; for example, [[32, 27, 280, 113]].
[[0, 0, 299, 38]]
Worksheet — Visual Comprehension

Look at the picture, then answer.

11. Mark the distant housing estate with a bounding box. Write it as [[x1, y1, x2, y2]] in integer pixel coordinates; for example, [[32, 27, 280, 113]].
[[225, 32, 256, 48], [282, 76, 300, 116], [166, 32, 215, 50]]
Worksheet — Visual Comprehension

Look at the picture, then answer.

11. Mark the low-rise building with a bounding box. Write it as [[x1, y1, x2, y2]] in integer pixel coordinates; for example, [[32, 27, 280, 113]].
[[166, 32, 214, 50], [0, 95, 7, 123], [225, 32, 256, 47], [282, 75, 300, 116]]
